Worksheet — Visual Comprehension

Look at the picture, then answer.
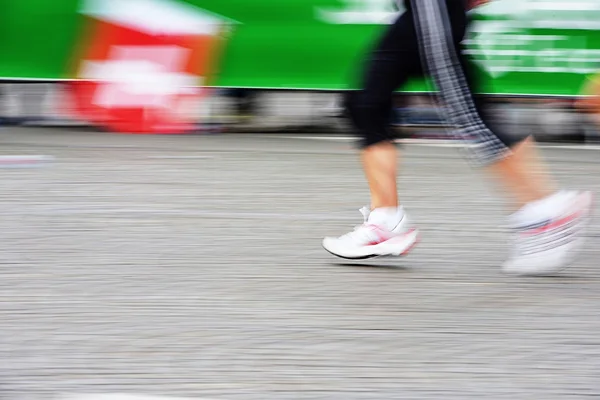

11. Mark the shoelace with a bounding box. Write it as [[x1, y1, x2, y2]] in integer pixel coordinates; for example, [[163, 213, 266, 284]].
[[341, 223, 381, 242], [339, 207, 375, 241]]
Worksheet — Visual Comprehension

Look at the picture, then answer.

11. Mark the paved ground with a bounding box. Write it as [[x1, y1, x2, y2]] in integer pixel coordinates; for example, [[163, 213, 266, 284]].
[[1, 127, 600, 400]]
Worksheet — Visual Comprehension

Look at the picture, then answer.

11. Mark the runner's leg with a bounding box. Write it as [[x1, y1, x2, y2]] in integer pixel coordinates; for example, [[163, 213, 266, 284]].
[[322, 11, 423, 260], [410, 0, 593, 274]]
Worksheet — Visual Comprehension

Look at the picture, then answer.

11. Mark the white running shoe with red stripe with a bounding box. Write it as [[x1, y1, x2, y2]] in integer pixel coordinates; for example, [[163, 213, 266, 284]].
[[322, 207, 420, 260], [503, 190, 594, 276]]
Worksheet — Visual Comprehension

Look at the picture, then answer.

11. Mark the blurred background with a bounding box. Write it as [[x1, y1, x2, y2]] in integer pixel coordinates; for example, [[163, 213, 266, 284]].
[[2, 1, 600, 400], [2, 0, 600, 141]]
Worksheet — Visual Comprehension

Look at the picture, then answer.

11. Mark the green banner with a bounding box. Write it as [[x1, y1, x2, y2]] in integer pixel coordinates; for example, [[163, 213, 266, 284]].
[[2, 0, 600, 95]]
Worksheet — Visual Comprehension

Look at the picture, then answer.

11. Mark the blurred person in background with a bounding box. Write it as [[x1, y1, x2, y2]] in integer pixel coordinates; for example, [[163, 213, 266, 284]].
[[576, 69, 600, 134], [227, 88, 258, 124], [0, 84, 4, 126], [322, 0, 593, 276]]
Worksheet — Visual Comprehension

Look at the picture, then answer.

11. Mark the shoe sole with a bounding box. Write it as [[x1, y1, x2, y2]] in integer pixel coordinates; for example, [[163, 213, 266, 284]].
[[323, 230, 420, 260]]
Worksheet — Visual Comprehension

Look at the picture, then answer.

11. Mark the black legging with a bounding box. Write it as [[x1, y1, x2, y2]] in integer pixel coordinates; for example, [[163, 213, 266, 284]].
[[346, 0, 523, 166]]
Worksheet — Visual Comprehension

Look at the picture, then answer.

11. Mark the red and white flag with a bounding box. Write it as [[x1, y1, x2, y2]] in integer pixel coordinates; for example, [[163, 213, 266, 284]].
[[67, 0, 231, 133]]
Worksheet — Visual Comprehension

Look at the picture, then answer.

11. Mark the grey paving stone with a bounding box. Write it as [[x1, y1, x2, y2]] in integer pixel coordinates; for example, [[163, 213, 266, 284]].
[[0, 128, 599, 400]]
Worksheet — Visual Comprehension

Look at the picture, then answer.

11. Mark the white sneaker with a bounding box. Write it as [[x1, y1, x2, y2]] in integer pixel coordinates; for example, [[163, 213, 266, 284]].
[[323, 207, 420, 260], [503, 191, 594, 276]]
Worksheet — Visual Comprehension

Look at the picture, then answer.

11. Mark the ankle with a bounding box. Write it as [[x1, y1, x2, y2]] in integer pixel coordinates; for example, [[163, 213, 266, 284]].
[[511, 190, 569, 224], [370, 203, 398, 211], [368, 206, 405, 230], [515, 189, 556, 209]]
